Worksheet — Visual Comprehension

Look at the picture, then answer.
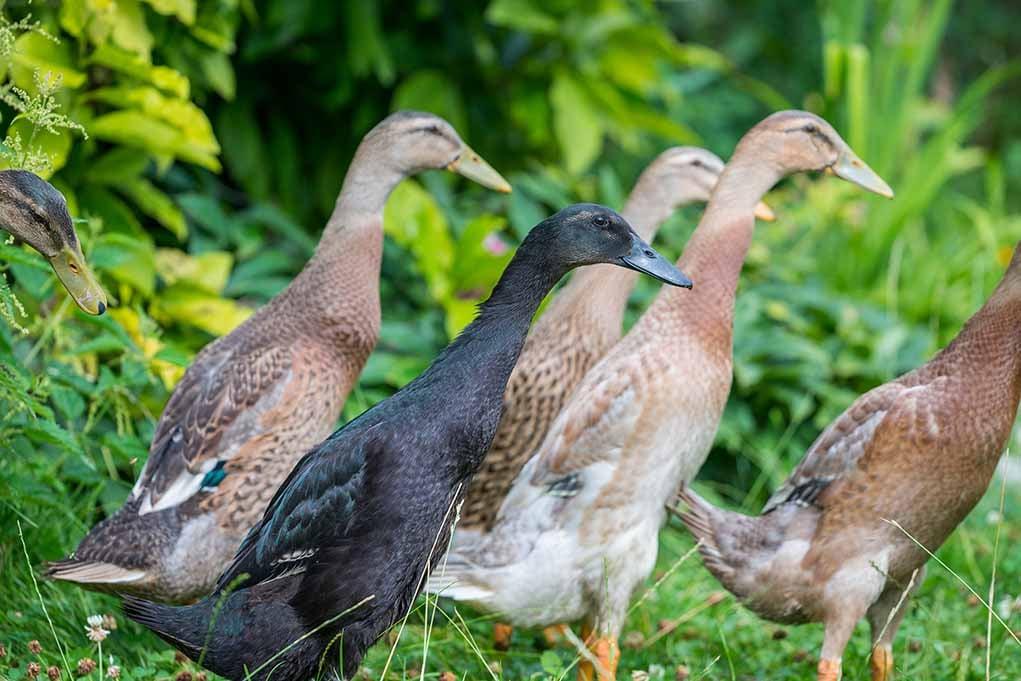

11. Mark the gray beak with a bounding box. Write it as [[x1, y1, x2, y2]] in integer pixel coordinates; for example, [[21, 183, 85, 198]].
[[619, 232, 693, 288]]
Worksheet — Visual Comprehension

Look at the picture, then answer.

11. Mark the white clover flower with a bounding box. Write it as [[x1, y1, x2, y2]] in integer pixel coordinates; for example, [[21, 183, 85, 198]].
[[85, 614, 109, 642]]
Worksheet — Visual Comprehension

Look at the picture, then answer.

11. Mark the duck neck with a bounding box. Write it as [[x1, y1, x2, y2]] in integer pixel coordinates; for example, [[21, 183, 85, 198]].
[[549, 186, 687, 337], [424, 239, 569, 398], [940, 266, 1021, 381], [652, 153, 780, 344], [279, 140, 408, 336]]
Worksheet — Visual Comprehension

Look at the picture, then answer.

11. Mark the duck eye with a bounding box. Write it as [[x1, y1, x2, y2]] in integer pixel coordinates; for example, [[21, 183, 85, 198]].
[[690, 159, 703, 168], [802, 124, 818, 134], [593, 216, 609, 228]]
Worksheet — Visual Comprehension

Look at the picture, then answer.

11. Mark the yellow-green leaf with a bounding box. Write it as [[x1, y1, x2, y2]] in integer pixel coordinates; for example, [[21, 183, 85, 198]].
[[549, 70, 604, 175], [142, 0, 197, 25], [383, 179, 454, 301], [155, 249, 232, 294], [152, 283, 251, 336], [0, 119, 72, 178], [92, 232, 157, 296], [11, 34, 87, 90]]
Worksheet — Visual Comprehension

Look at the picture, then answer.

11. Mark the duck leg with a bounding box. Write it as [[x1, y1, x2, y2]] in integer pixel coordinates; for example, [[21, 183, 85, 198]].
[[577, 618, 620, 681], [543, 623, 568, 646], [865, 567, 925, 681], [493, 622, 513, 651]]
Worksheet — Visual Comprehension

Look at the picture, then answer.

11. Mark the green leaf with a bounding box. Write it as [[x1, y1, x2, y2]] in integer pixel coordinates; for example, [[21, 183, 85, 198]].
[[155, 248, 233, 294], [392, 70, 467, 134], [142, 0, 197, 25], [199, 51, 235, 100], [88, 44, 191, 98], [0, 242, 49, 271], [486, 0, 559, 34], [90, 109, 221, 172], [383, 180, 455, 302], [549, 70, 604, 175], [87, 147, 151, 185], [118, 178, 188, 240], [23, 419, 78, 453], [92, 232, 157, 297], [10, 33, 87, 90], [151, 283, 252, 336]]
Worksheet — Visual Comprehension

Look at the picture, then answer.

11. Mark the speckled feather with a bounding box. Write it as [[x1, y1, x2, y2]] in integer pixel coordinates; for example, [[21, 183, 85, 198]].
[[122, 204, 686, 681], [676, 245, 1021, 677], [459, 148, 728, 532]]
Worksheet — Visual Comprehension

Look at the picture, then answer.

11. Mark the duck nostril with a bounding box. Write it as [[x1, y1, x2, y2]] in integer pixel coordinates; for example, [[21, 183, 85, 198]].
[[644, 249, 655, 257]]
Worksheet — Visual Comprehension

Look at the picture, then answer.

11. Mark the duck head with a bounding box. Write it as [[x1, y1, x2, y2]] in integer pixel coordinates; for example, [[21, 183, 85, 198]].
[[738, 110, 893, 198], [643, 147, 775, 220], [367, 111, 511, 193], [536, 203, 692, 288], [0, 170, 107, 314]]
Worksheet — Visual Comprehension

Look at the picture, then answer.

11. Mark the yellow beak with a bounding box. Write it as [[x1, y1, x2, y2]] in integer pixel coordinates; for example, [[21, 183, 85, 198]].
[[753, 201, 776, 222], [828, 150, 894, 198], [47, 244, 107, 315], [447, 146, 512, 193]]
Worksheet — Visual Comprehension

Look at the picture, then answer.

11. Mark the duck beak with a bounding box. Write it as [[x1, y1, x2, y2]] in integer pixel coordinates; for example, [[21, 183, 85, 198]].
[[48, 244, 108, 315], [827, 149, 894, 198], [754, 201, 776, 222], [619, 232, 693, 289], [447, 146, 512, 193]]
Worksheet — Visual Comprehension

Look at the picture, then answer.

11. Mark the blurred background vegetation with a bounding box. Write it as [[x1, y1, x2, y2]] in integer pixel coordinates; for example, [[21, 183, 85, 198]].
[[1, 0, 1019, 677]]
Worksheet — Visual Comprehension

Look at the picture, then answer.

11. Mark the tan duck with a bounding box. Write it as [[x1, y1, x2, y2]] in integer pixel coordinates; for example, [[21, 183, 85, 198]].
[[454, 147, 772, 650], [0, 170, 107, 315], [47, 111, 510, 602], [459, 147, 772, 536], [674, 244, 1021, 681], [429, 111, 892, 681]]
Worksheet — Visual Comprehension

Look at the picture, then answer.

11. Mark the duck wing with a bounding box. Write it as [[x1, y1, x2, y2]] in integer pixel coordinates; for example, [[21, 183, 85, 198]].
[[527, 357, 642, 488], [215, 423, 379, 591], [136, 338, 294, 512], [764, 376, 945, 513]]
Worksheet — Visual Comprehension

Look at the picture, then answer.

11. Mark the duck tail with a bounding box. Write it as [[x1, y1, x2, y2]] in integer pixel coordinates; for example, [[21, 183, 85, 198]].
[[46, 558, 148, 590], [122, 596, 211, 662], [425, 553, 495, 604], [124, 588, 324, 681], [669, 486, 764, 602]]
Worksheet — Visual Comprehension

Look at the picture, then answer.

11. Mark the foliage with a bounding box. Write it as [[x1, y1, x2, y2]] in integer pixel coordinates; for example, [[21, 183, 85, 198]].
[[2, 0, 1020, 678]]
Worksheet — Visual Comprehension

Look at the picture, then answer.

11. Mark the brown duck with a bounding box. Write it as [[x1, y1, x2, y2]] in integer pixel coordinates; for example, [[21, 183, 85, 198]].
[[454, 147, 772, 649], [675, 245, 1021, 681], [47, 111, 510, 602]]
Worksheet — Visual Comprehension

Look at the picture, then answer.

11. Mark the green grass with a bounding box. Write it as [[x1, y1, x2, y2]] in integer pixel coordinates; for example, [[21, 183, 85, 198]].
[[3, 464, 1020, 681]]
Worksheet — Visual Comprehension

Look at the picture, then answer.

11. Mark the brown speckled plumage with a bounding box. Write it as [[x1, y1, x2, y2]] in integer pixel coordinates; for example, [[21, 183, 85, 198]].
[[47, 112, 509, 602], [459, 148, 732, 533], [675, 246, 1021, 681], [431, 112, 889, 681]]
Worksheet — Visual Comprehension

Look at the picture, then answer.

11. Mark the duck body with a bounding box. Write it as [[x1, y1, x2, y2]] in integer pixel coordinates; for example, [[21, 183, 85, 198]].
[[48, 112, 510, 602], [458, 148, 743, 537], [677, 248, 1021, 680], [123, 204, 691, 681], [430, 111, 892, 681]]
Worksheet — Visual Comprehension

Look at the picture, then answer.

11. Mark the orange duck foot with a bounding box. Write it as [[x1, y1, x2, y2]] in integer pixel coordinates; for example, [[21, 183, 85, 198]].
[[493, 622, 513, 651], [543, 623, 569, 647], [871, 646, 893, 681], [577, 636, 619, 681], [817, 657, 842, 681]]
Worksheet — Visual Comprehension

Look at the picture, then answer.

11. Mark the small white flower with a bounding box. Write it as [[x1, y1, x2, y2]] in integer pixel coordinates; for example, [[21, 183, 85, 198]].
[[106, 665, 120, 679], [85, 614, 109, 642]]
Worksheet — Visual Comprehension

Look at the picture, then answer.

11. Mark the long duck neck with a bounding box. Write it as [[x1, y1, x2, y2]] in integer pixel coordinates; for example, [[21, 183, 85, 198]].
[[420, 237, 570, 399], [546, 182, 691, 337], [935, 255, 1021, 382], [276, 137, 408, 349], [651, 150, 780, 351]]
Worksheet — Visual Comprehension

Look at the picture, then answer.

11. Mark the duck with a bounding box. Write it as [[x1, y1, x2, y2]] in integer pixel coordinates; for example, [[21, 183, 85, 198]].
[[673, 243, 1021, 681], [0, 169, 107, 315], [46, 111, 512, 602], [455, 147, 773, 650], [427, 111, 893, 681], [122, 203, 693, 681]]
